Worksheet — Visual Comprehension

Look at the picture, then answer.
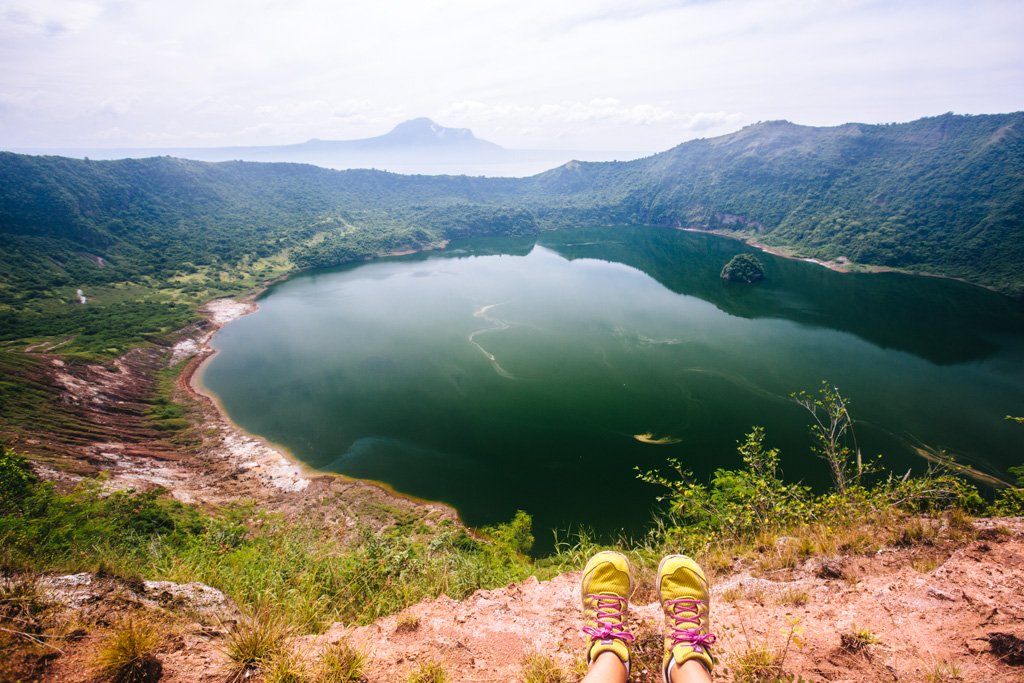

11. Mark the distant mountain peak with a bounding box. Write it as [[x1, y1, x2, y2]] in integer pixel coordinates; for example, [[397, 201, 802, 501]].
[[381, 118, 494, 148]]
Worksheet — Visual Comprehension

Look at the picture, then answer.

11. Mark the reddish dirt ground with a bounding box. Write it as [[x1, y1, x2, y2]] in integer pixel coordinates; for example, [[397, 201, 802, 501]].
[[19, 518, 1022, 683]]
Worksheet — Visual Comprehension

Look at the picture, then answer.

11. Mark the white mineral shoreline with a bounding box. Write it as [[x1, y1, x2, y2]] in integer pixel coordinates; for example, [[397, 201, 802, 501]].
[[181, 295, 457, 511], [183, 297, 313, 492]]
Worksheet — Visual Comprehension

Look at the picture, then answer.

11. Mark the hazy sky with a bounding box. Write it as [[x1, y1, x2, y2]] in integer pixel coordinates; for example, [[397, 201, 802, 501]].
[[2, 0, 1023, 151]]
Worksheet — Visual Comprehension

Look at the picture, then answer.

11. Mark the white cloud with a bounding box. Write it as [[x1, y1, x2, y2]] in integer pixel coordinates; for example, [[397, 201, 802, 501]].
[[1, 0, 103, 36], [1, 0, 1022, 150], [685, 111, 746, 132]]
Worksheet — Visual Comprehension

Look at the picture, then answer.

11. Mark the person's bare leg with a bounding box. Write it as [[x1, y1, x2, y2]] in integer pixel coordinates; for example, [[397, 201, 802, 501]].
[[581, 650, 628, 683], [668, 657, 713, 682]]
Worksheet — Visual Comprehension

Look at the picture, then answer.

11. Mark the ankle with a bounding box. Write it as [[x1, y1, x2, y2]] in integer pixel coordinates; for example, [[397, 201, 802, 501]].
[[667, 656, 712, 683], [585, 650, 628, 683]]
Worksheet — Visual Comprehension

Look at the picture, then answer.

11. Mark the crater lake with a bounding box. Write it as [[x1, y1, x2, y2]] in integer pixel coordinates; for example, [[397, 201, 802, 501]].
[[199, 227, 1024, 548]]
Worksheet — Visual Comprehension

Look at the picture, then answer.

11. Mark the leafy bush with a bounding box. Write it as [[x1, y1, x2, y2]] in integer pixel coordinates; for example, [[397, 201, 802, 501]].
[[637, 427, 813, 550], [0, 446, 38, 514], [991, 417, 1024, 515], [637, 383, 996, 556]]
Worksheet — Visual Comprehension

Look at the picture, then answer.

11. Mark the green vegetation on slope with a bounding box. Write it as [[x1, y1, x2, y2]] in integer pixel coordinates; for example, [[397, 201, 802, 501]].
[[2, 392, 1021, 630], [570, 113, 1024, 295], [1, 112, 1022, 356], [0, 447, 541, 630]]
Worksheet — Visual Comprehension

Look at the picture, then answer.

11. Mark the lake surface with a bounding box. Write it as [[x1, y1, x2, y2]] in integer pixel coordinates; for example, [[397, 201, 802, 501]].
[[201, 227, 1024, 547]]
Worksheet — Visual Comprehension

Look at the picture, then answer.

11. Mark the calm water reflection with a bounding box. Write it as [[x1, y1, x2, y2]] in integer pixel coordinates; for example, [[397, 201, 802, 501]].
[[202, 228, 1024, 548]]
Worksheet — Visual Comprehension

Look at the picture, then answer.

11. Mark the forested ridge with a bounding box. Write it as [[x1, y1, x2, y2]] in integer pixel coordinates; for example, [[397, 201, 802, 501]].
[[1, 112, 1022, 354]]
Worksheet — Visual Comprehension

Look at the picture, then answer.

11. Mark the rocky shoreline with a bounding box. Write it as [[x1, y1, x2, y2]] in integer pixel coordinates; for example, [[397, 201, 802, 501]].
[[4, 294, 457, 528]]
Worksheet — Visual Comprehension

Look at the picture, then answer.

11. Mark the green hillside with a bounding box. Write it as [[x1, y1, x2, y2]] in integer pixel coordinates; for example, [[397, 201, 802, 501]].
[[1, 112, 1022, 354], [529, 112, 1024, 293]]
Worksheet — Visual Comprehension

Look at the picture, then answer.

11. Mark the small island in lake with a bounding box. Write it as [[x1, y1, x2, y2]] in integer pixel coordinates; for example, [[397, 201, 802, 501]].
[[721, 253, 766, 283]]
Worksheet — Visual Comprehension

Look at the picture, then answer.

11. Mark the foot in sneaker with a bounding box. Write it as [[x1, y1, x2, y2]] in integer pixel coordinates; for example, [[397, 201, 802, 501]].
[[581, 550, 635, 671], [658, 554, 716, 681]]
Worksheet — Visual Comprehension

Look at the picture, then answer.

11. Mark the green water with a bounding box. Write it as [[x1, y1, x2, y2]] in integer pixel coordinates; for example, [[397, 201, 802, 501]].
[[202, 227, 1024, 545]]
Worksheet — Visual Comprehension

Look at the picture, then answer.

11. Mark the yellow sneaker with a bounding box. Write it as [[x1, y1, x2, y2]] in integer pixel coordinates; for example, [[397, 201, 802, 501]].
[[581, 550, 635, 670], [658, 554, 715, 681]]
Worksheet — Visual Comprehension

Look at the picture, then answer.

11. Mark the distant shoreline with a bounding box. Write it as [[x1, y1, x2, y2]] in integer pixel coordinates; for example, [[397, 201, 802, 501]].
[[677, 226, 1003, 294]]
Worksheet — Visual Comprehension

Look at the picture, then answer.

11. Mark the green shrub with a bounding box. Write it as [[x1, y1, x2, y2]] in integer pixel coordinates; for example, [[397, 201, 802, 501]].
[[0, 447, 38, 514], [636, 427, 814, 551], [637, 383, 993, 557], [991, 486, 1024, 516]]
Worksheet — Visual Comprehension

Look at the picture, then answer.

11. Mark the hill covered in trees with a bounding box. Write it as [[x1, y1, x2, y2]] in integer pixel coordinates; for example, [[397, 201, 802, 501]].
[[1, 112, 1022, 352]]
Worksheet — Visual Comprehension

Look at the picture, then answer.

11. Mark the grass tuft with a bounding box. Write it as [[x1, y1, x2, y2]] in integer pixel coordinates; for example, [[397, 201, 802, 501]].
[[521, 652, 568, 683], [777, 587, 810, 607], [923, 659, 962, 682], [317, 640, 365, 682], [406, 660, 449, 683], [395, 614, 421, 634], [840, 624, 880, 653], [0, 575, 47, 628], [731, 643, 784, 682], [224, 606, 293, 673], [93, 616, 163, 683], [264, 647, 309, 683]]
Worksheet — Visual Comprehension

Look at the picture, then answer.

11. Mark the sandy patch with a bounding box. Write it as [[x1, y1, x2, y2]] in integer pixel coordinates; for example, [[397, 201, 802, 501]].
[[202, 298, 257, 326]]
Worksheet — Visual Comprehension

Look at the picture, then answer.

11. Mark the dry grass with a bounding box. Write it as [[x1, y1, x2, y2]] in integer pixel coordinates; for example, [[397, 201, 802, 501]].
[[0, 575, 46, 622], [722, 613, 804, 683], [731, 643, 785, 682], [520, 652, 569, 683], [224, 606, 294, 674], [626, 617, 667, 683], [840, 625, 880, 653], [93, 616, 163, 683], [395, 614, 421, 633], [570, 655, 590, 680], [892, 518, 939, 548], [923, 658, 963, 682], [776, 587, 810, 607], [263, 647, 309, 683], [910, 555, 944, 573], [317, 640, 365, 682], [681, 511, 939, 582], [945, 509, 975, 535], [720, 583, 767, 604], [406, 660, 449, 683]]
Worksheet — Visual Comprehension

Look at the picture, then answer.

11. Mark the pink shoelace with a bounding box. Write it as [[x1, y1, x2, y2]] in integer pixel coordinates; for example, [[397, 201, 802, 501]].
[[665, 598, 717, 653], [582, 593, 635, 645]]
